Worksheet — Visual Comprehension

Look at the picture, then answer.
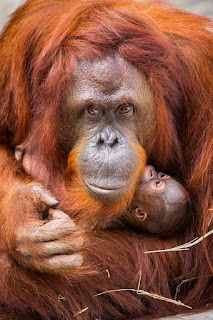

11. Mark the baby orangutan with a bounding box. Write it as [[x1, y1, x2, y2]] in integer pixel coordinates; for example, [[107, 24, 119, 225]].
[[121, 166, 189, 237]]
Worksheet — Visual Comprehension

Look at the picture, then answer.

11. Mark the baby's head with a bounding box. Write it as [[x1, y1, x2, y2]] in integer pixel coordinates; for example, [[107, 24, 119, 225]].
[[126, 166, 189, 236]]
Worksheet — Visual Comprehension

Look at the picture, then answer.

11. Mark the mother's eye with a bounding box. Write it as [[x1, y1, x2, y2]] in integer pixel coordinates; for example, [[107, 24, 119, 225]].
[[85, 105, 102, 118], [116, 103, 134, 117]]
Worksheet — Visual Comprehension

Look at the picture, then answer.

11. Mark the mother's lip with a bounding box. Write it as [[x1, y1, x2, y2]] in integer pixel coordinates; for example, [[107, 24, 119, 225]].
[[82, 178, 123, 195]]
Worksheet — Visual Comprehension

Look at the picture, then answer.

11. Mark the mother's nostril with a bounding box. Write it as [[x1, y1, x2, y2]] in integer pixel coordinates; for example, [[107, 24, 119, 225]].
[[108, 132, 118, 145], [100, 131, 108, 144], [99, 126, 118, 146]]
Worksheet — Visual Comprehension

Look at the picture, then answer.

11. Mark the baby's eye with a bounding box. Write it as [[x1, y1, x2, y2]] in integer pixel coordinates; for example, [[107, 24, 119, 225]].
[[150, 180, 164, 190]]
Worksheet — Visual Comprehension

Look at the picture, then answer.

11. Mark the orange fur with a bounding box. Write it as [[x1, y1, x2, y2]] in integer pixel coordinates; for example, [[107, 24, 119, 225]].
[[0, 0, 212, 319]]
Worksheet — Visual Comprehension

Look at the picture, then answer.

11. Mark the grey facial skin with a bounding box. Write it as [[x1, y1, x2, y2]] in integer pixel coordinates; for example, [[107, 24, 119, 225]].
[[63, 54, 155, 201]]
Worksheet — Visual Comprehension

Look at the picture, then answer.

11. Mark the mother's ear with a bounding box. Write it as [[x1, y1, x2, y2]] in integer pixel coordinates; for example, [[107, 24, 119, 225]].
[[132, 208, 147, 221]]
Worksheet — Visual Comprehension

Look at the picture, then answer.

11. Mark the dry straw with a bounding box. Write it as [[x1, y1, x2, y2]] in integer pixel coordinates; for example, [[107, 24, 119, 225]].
[[95, 271, 192, 309], [145, 229, 213, 254], [174, 278, 198, 301], [74, 307, 89, 317]]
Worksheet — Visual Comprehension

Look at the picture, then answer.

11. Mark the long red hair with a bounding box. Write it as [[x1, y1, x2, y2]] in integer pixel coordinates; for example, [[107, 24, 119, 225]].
[[0, 0, 212, 318], [1, 0, 212, 228]]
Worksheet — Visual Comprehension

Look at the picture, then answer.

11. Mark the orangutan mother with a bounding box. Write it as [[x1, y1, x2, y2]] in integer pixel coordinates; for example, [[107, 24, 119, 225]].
[[0, 0, 212, 319]]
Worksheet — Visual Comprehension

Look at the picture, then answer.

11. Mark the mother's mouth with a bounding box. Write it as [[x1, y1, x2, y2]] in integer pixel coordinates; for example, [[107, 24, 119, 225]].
[[82, 178, 123, 196]]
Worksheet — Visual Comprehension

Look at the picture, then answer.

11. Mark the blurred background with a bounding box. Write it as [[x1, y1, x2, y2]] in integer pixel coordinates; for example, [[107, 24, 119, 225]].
[[0, 0, 213, 30]]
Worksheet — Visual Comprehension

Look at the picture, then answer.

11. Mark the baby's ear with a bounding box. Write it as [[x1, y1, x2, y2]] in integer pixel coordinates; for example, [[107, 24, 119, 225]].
[[132, 208, 147, 221]]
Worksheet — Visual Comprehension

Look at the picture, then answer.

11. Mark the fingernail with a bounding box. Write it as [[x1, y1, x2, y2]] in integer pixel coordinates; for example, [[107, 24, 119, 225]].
[[53, 199, 60, 205], [72, 254, 83, 267]]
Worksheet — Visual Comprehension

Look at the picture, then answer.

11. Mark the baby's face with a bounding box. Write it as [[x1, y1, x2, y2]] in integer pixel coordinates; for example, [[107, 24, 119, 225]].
[[134, 166, 187, 210]]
